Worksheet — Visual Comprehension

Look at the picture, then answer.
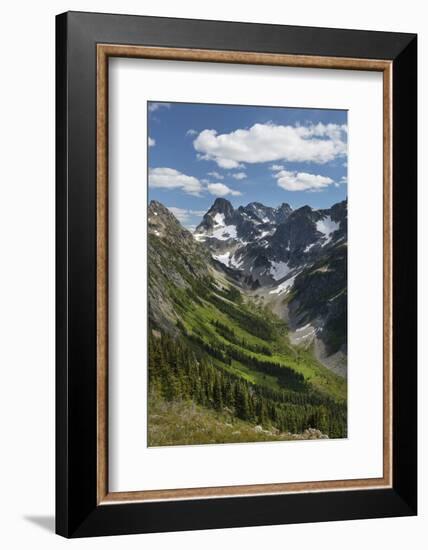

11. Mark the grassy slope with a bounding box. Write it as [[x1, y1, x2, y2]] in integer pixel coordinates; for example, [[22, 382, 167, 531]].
[[148, 397, 299, 446], [170, 275, 346, 404]]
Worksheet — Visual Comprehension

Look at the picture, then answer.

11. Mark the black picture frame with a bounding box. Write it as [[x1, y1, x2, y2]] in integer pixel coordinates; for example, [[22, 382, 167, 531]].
[[56, 11, 417, 538]]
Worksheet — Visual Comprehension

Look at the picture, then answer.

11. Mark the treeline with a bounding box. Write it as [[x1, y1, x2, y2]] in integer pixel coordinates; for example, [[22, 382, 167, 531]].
[[210, 319, 273, 355], [187, 330, 305, 392], [214, 285, 243, 304], [226, 344, 306, 392], [148, 332, 347, 438], [207, 293, 277, 341]]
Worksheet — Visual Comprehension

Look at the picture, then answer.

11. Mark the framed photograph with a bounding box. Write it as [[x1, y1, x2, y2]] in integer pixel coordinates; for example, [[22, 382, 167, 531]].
[[56, 11, 417, 537]]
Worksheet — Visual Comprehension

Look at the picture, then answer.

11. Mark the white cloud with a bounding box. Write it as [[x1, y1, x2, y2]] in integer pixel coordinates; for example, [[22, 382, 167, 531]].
[[193, 122, 347, 168], [207, 171, 224, 180], [186, 129, 198, 136], [273, 170, 334, 192], [208, 172, 224, 180], [197, 152, 243, 169], [149, 167, 203, 196], [207, 183, 242, 197], [269, 164, 284, 171], [166, 206, 205, 224], [148, 102, 171, 113], [148, 137, 156, 147], [231, 172, 247, 180], [149, 167, 244, 198]]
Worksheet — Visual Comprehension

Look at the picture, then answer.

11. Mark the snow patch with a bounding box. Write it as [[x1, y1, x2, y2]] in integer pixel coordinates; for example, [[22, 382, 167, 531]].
[[211, 224, 237, 240], [213, 250, 243, 269], [213, 251, 231, 266], [258, 230, 272, 240], [213, 213, 225, 226], [316, 216, 339, 246], [194, 222, 238, 241], [270, 261, 291, 281], [230, 254, 244, 269], [269, 271, 300, 295]]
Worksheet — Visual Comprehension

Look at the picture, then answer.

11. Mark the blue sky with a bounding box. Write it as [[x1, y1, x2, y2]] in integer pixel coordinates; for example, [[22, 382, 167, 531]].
[[148, 101, 347, 230]]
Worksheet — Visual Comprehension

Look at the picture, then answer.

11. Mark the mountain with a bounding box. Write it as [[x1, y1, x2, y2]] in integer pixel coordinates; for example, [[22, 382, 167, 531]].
[[148, 200, 211, 334], [194, 198, 345, 277], [194, 198, 347, 374], [147, 199, 347, 445], [194, 198, 293, 260]]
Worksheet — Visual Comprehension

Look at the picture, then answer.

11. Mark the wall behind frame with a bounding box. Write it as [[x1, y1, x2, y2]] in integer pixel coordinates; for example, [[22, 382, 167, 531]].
[[0, 0, 424, 548]]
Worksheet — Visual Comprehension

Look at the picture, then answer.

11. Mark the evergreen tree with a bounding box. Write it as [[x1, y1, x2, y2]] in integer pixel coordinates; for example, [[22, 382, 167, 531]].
[[147, 331, 346, 439], [235, 383, 250, 420]]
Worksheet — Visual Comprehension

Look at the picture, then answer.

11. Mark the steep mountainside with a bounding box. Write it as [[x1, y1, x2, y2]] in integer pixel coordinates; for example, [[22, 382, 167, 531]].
[[147, 200, 347, 446], [194, 198, 347, 375], [148, 201, 211, 334]]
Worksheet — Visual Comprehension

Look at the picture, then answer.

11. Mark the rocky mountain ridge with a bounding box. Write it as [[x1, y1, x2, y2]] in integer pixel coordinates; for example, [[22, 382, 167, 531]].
[[194, 197, 346, 281]]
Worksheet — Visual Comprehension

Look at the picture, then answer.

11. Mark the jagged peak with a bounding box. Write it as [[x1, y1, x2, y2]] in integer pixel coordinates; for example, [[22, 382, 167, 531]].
[[208, 197, 234, 213], [246, 201, 266, 209], [293, 205, 313, 215], [148, 200, 188, 238], [149, 200, 170, 215]]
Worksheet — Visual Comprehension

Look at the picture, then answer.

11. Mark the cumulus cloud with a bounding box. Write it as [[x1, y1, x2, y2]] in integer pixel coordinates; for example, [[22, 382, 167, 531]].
[[149, 167, 203, 196], [186, 129, 198, 136], [207, 171, 224, 180], [273, 169, 334, 192], [149, 167, 243, 198], [166, 206, 205, 224], [231, 172, 247, 180], [148, 102, 171, 113], [193, 122, 347, 168], [197, 152, 243, 169], [148, 137, 156, 147], [269, 164, 284, 171], [207, 183, 242, 197]]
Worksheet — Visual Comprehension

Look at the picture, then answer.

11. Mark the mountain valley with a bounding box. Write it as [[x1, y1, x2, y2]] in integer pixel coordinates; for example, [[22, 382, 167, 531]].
[[147, 198, 347, 446], [194, 197, 347, 376]]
